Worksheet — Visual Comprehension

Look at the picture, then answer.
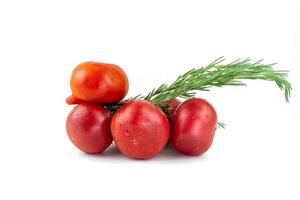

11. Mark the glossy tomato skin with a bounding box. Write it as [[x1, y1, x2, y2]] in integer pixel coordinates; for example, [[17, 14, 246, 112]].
[[66, 102, 112, 153], [70, 62, 129, 103], [171, 98, 217, 156], [111, 100, 170, 159]]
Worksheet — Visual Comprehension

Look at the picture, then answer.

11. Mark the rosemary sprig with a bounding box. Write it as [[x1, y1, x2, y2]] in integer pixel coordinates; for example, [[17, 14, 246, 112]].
[[104, 56, 291, 126], [144, 57, 291, 106]]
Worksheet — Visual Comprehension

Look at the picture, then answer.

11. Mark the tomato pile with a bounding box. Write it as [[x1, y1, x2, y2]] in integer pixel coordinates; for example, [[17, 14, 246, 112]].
[[65, 62, 218, 159], [65, 59, 291, 159]]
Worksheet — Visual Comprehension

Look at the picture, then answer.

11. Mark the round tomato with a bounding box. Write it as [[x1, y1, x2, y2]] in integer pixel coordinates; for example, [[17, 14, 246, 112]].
[[70, 62, 129, 103], [66, 102, 112, 153], [171, 98, 217, 156], [111, 100, 170, 159]]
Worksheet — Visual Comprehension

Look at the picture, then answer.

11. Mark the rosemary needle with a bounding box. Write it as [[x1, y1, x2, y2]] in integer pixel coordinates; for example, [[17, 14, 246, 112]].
[[145, 57, 291, 106]]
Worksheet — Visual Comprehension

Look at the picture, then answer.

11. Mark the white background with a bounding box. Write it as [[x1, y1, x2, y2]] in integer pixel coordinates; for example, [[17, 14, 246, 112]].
[[0, 0, 299, 199]]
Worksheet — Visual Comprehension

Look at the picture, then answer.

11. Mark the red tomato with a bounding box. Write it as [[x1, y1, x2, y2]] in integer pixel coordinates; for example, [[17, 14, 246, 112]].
[[111, 100, 170, 159], [70, 62, 129, 103], [65, 94, 85, 105], [163, 99, 181, 118], [66, 102, 112, 153], [171, 98, 217, 156]]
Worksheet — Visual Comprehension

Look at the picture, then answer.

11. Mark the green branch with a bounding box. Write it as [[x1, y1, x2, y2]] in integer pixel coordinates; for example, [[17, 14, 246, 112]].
[[144, 57, 292, 106]]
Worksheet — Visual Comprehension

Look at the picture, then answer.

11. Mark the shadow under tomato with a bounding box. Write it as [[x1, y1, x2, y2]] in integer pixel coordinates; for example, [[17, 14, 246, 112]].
[[153, 144, 207, 162], [78, 143, 207, 163], [82, 144, 123, 157]]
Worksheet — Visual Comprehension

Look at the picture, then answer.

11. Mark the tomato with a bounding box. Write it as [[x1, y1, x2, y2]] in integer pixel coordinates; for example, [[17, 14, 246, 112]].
[[70, 62, 129, 103], [111, 100, 170, 159], [171, 98, 217, 156], [163, 99, 181, 118], [66, 102, 112, 153], [65, 94, 85, 105]]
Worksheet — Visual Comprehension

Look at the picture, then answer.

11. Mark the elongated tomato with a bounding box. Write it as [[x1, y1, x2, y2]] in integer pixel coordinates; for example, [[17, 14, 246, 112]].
[[171, 98, 217, 156], [66, 102, 112, 153]]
